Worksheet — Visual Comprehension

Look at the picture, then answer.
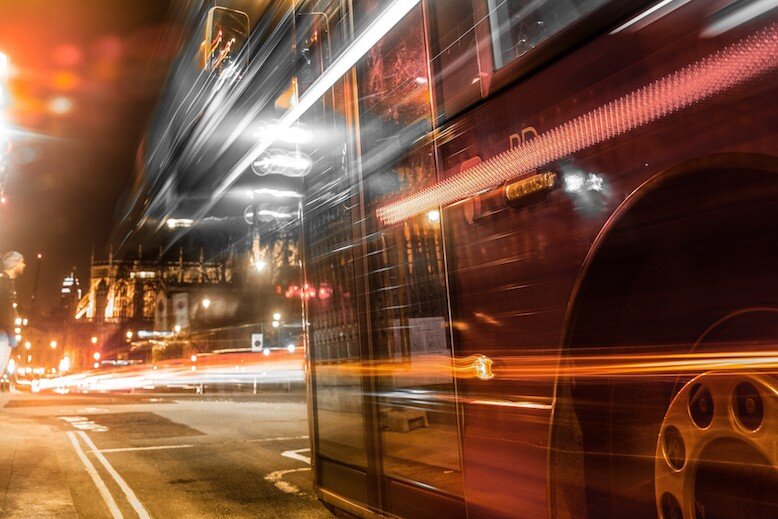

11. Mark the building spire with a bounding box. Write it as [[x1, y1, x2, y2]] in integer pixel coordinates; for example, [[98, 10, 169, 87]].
[[178, 246, 184, 283], [199, 247, 205, 283]]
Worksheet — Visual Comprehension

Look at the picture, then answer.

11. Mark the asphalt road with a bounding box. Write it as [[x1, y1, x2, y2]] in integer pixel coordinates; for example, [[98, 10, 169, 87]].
[[0, 390, 332, 518]]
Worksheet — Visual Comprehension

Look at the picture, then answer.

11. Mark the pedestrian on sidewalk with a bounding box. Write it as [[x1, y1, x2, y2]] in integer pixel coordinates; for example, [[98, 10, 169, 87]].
[[0, 251, 25, 374]]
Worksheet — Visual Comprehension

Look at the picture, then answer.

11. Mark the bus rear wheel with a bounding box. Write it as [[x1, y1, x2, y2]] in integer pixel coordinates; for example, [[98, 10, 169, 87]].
[[655, 372, 777, 519], [557, 159, 778, 519]]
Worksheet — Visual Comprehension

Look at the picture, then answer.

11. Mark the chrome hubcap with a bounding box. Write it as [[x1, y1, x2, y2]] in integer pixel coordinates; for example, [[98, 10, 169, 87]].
[[655, 372, 777, 519]]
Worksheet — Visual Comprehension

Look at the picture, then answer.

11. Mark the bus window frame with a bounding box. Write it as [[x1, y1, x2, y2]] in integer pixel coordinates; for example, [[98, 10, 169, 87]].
[[425, 0, 650, 122], [477, 0, 650, 96]]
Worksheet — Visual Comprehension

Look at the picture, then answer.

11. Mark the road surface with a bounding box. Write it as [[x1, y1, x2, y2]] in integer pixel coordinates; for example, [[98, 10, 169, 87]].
[[0, 390, 331, 518]]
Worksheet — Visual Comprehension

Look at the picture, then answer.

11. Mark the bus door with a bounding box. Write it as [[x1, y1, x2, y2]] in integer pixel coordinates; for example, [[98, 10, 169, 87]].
[[292, 2, 373, 508], [351, 1, 466, 516], [298, 0, 466, 516]]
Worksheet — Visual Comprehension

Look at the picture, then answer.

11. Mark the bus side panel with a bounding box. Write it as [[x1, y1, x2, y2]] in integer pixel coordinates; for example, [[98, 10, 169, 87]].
[[434, 2, 777, 517]]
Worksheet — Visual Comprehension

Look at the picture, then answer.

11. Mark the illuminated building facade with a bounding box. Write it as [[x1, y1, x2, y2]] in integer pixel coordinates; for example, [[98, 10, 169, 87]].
[[59, 272, 81, 321], [74, 250, 226, 324]]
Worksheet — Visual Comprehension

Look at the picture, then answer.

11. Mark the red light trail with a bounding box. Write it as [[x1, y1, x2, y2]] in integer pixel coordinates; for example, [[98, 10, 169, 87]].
[[377, 24, 778, 225]]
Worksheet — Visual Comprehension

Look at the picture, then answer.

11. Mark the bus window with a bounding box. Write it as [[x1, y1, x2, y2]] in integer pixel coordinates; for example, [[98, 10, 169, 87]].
[[427, 0, 482, 120], [487, 0, 608, 69], [357, 0, 464, 499], [204, 7, 250, 77]]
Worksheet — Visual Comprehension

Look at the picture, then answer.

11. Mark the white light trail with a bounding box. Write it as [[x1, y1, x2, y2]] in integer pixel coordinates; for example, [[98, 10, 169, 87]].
[[210, 0, 421, 201], [254, 124, 313, 145], [256, 209, 296, 219], [610, 0, 691, 34], [166, 218, 194, 229], [702, 0, 778, 38], [249, 188, 302, 199]]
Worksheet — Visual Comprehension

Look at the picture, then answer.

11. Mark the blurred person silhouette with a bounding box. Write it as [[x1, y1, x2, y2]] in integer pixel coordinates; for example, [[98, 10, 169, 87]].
[[0, 251, 25, 375]]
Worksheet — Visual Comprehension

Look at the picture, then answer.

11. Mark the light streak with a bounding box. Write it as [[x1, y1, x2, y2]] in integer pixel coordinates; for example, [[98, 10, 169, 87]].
[[35, 351, 305, 393], [376, 24, 778, 225], [312, 349, 778, 381], [209, 0, 422, 201], [702, 0, 778, 38], [249, 188, 302, 199], [253, 152, 312, 176], [470, 399, 552, 410], [256, 209, 296, 219], [166, 218, 194, 229], [254, 124, 313, 145], [610, 0, 691, 34], [0, 52, 9, 80]]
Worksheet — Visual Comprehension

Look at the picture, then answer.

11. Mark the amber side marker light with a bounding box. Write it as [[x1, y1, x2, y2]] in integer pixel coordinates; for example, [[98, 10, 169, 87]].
[[474, 355, 495, 381], [504, 172, 557, 202]]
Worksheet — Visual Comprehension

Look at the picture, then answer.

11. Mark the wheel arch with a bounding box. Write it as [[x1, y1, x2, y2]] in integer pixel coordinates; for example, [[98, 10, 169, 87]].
[[548, 151, 778, 519], [561, 151, 778, 352]]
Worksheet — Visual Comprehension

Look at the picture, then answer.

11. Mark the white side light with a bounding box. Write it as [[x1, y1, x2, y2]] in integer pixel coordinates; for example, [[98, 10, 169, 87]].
[[166, 218, 194, 229], [255, 124, 313, 145]]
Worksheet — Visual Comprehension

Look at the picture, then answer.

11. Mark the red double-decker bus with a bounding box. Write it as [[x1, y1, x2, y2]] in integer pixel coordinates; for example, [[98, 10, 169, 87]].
[[129, 1, 777, 517]]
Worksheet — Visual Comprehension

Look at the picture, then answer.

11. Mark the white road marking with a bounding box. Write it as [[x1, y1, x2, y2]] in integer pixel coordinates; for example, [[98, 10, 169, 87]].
[[281, 448, 311, 465], [101, 444, 196, 454], [66, 431, 124, 519], [264, 468, 311, 494], [99, 435, 309, 453], [266, 445, 313, 495], [245, 434, 309, 444], [59, 416, 109, 432], [60, 416, 89, 422], [77, 431, 151, 519]]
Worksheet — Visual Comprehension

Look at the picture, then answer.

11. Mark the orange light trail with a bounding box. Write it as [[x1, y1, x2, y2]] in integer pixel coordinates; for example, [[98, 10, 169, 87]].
[[28, 348, 777, 394], [33, 351, 305, 393], [315, 349, 778, 381]]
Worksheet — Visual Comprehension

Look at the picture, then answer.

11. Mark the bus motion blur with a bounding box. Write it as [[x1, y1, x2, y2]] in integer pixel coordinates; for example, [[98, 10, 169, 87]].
[[127, 1, 778, 518]]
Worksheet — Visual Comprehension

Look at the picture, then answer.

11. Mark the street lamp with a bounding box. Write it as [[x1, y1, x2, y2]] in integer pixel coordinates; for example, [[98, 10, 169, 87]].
[[272, 312, 282, 321], [49, 340, 58, 349], [91, 336, 98, 344], [126, 330, 133, 340], [253, 257, 267, 272], [93, 352, 101, 361], [201, 298, 212, 309]]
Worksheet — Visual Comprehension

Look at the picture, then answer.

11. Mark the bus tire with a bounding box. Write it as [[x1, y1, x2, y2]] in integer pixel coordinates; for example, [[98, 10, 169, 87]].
[[553, 155, 778, 519]]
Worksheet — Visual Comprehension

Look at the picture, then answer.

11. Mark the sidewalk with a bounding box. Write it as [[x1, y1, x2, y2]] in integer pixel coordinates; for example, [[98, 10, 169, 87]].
[[0, 392, 81, 518]]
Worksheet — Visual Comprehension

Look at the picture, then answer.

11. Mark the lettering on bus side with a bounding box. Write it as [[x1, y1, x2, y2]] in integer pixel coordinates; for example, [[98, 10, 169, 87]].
[[509, 126, 539, 150]]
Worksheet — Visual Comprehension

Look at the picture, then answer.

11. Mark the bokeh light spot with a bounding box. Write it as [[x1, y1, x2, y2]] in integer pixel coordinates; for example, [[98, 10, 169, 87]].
[[52, 44, 83, 67], [48, 96, 74, 115]]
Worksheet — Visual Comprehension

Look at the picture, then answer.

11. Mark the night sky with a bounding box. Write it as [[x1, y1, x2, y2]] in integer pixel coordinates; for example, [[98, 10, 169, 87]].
[[0, 0, 180, 311]]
